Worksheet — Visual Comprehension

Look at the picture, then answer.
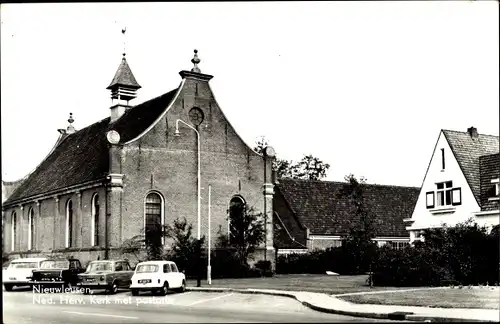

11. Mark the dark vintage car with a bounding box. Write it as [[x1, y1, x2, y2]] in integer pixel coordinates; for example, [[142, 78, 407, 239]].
[[30, 259, 85, 291], [77, 260, 135, 294]]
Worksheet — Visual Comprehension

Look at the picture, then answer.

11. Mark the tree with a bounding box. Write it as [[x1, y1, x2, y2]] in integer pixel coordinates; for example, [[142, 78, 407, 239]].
[[337, 174, 378, 281], [253, 136, 330, 180], [163, 217, 206, 277], [119, 234, 146, 262], [216, 204, 266, 268]]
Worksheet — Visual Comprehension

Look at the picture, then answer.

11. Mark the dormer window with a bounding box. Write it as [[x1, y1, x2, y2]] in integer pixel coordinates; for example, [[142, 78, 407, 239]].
[[490, 178, 500, 199]]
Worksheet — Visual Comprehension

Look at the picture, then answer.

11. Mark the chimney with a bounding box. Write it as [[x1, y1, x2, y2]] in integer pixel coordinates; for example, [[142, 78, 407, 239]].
[[467, 126, 478, 139]]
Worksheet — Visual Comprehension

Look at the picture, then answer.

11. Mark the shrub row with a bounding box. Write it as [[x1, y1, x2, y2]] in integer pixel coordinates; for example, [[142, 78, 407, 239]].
[[276, 222, 499, 287], [276, 246, 371, 275], [169, 249, 273, 279]]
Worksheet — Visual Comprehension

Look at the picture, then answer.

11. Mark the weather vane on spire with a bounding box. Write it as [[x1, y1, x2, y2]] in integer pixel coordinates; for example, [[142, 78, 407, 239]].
[[122, 27, 127, 57]]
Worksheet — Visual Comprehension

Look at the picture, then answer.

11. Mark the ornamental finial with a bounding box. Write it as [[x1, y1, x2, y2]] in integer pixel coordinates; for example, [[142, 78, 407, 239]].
[[66, 112, 76, 134], [191, 49, 201, 73]]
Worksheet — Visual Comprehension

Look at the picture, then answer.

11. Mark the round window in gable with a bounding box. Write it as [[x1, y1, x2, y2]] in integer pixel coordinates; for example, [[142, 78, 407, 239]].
[[189, 107, 204, 126]]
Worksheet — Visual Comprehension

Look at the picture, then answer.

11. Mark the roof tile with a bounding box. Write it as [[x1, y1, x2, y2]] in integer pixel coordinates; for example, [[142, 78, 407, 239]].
[[4, 88, 178, 205], [443, 130, 499, 205], [276, 179, 419, 237]]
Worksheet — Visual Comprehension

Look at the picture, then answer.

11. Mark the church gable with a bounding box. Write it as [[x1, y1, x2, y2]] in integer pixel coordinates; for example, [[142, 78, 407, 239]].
[[123, 52, 260, 159]]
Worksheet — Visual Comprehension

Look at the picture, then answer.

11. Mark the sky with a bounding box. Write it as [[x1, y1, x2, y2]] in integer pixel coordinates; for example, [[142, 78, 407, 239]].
[[1, 2, 498, 188]]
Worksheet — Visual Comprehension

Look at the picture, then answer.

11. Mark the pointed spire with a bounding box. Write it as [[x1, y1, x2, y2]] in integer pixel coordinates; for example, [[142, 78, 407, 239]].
[[107, 27, 140, 122], [107, 55, 141, 90], [66, 112, 76, 134], [191, 49, 201, 73]]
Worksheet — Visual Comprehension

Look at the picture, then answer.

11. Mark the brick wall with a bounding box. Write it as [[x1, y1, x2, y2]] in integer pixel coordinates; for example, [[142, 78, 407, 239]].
[[113, 73, 273, 261], [3, 71, 275, 267]]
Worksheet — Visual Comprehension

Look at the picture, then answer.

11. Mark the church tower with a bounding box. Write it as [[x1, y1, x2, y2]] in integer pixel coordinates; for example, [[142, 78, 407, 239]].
[[107, 28, 141, 122]]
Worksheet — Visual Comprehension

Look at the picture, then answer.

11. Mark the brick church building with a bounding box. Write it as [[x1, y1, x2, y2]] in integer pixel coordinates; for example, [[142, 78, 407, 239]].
[[2, 50, 275, 266]]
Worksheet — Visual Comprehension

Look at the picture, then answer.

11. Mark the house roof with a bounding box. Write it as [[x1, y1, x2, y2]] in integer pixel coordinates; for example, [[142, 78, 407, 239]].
[[276, 178, 419, 237], [442, 129, 499, 206], [479, 153, 500, 211], [107, 55, 141, 90], [3, 88, 178, 206]]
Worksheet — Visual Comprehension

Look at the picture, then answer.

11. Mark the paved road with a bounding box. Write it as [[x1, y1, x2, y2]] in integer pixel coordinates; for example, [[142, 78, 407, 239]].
[[3, 287, 408, 323]]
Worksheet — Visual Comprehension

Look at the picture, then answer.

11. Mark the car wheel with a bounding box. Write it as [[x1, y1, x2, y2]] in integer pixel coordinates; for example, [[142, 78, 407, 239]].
[[131, 289, 139, 296], [108, 282, 118, 295], [4, 284, 14, 292], [160, 282, 168, 296]]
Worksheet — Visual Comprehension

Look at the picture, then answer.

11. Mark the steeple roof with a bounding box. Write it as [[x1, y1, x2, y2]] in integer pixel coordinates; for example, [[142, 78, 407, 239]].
[[107, 54, 141, 90]]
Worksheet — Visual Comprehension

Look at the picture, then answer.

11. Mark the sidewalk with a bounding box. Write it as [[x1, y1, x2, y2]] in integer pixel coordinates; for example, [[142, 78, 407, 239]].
[[186, 286, 500, 322]]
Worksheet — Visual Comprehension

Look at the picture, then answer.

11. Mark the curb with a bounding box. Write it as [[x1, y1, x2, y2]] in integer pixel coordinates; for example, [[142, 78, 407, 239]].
[[186, 287, 497, 322]]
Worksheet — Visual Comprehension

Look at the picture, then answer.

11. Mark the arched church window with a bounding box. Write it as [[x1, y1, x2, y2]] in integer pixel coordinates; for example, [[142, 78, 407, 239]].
[[66, 199, 73, 248], [28, 207, 35, 250], [145, 192, 164, 247], [228, 196, 246, 245], [11, 212, 17, 251], [91, 194, 100, 246]]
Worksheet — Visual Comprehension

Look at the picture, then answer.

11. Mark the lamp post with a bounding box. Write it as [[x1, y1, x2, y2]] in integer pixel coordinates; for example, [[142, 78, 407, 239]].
[[174, 119, 201, 287], [207, 184, 212, 285]]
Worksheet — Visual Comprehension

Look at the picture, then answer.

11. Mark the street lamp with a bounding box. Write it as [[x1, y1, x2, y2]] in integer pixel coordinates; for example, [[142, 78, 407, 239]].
[[174, 119, 201, 287]]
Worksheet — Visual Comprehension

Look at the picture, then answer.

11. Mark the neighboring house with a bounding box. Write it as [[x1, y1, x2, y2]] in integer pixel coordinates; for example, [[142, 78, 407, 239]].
[[1, 50, 275, 266], [406, 127, 499, 243], [273, 178, 420, 255]]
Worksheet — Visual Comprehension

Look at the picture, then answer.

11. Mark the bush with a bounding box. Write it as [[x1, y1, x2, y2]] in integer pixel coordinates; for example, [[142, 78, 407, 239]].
[[372, 220, 499, 287], [254, 260, 274, 277], [276, 247, 365, 275]]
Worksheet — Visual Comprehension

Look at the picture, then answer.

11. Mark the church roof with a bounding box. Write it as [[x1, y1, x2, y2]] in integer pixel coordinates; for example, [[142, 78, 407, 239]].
[[276, 179, 419, 237], [3, 88, 178, 206], [442, 129, 499, 206], [106, 55, 141, 90]]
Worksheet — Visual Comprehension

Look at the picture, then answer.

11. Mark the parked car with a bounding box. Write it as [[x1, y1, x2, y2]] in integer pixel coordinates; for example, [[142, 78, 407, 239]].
[[129, 260, 186, 296], [3, 257, 47, 291], [30, 258, 85, 291], [77, 260, 134, 294]]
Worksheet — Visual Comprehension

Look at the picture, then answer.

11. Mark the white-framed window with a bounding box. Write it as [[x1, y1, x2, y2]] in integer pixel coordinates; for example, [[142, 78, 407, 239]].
[[28, 207, 35, 250], [144, 192, 164, 246], [428, 181, 461, 209], [11, 212, 17, 251], [91, 194, 100, 246], [491, 179, 499, 198], [389, 241, 410, 250], [65, 199, 73, 248]]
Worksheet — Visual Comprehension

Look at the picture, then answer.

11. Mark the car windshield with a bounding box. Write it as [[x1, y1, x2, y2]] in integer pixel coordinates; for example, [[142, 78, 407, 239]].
[[9, 262, 38, 269], [136, 264, 159, 273], [87, 262, 112, 272], [40, 261, 69, 269]]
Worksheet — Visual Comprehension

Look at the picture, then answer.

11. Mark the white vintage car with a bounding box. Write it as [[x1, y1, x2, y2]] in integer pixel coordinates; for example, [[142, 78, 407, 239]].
[[129, 260, 186, 296], [3, 257, 47, 291]]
